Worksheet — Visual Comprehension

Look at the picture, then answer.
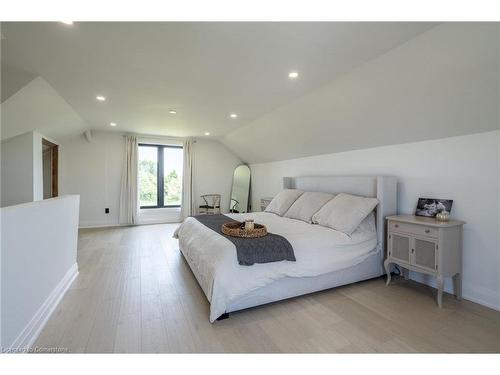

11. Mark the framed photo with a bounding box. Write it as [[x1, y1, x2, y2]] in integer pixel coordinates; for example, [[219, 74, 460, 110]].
[[415, 198, 453, 218]]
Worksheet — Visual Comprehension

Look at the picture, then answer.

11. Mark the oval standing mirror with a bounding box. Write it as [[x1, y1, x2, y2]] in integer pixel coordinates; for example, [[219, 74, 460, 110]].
[[230, 165, 251, 213]]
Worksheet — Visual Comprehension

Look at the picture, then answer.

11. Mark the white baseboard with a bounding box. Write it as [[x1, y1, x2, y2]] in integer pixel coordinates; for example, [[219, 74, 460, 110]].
[[79, 222, 129, 229], [79, 221, 181, 229], [462, 283, 500, 311], [8, 263, 79, 350], [409, 271, 500, 311]]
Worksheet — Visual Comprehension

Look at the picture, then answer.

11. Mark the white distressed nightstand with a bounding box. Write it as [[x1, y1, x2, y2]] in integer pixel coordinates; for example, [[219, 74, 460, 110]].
[[384, 214, 466, 307], [260, 197, 273, 211]]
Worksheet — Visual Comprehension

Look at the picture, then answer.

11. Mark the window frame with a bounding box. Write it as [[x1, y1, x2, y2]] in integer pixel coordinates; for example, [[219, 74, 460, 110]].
[[138, 143, 183, 209]]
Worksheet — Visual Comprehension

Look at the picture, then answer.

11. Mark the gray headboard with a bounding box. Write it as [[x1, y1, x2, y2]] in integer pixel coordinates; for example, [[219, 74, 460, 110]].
[[283, 175, 397, 268]]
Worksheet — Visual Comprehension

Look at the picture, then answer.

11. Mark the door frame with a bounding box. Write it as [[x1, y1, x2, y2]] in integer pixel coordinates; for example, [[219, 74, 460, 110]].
[[42, 138, 59, 198]]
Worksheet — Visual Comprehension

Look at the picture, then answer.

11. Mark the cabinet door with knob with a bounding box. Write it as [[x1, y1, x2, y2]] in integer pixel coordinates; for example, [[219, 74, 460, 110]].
[[388, 233, 411, 264], [413, 237, 438, 272]]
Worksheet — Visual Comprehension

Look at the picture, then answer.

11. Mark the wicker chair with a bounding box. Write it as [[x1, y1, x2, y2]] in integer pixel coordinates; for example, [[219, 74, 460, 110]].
[[230, 198, 240, 213], [199, 194, 221, 215]]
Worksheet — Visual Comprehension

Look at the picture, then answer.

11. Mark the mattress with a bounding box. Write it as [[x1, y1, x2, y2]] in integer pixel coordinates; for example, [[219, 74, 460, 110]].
[[174, 212, 379, 322]]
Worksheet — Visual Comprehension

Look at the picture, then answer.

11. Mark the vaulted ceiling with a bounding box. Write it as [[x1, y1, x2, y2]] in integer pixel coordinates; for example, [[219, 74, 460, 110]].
[[2, 22, 497, 163], [2, 22, 436, 138]]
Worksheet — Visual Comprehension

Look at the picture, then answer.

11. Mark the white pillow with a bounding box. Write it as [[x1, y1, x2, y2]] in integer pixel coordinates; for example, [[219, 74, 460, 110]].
[[284, 192, 335, 223], [264, 189, 304, 216], [312, 193, 379, 235], [355, 212, 377, 235]]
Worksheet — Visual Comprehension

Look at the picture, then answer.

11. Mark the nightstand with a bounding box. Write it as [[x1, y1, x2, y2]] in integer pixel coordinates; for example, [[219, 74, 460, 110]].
[[384, 214, 465, 307], [260, 197, 273, 211]]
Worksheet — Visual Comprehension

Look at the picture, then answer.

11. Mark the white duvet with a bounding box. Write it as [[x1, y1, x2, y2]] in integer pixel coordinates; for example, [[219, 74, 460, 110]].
[[173, 212, 378, 322]]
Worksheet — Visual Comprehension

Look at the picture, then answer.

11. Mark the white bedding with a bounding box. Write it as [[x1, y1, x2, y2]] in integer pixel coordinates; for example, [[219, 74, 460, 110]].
[[174, 212, 378, 322]]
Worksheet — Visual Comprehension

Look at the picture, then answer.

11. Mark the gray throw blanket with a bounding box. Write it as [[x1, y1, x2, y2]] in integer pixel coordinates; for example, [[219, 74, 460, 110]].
[[193, 214, 296, 266]]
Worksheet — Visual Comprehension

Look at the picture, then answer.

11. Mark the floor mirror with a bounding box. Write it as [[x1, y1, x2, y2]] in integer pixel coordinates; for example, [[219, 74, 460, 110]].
[[230, 165, 251, 213]]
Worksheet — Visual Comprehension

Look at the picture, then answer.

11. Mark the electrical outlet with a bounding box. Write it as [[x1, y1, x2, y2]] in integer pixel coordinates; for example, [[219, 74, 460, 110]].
[[105, 208, 110, 214]]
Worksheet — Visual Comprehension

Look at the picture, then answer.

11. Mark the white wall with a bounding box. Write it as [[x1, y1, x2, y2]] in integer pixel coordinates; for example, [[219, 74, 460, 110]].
[[59, 132, 241, 227], [193, 139, 242, 213], [1, 132, 34, 207], [59, 131, 125, 227], [250, 131, 500, 310], [32, 131, 43, 202], [1, 195, 80, 348], [1, 131, 44, 207]]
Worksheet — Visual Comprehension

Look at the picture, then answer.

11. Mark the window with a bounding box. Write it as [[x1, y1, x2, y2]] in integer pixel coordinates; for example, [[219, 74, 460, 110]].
[[138, 144, 183, 208]]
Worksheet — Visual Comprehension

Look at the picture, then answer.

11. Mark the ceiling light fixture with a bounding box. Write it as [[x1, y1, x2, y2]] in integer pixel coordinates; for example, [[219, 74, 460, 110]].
[[288, 71, 299, 79], [110, 122, 117, 127], [96, 95, 106, 101], [60, 21, 74, 25], [230, 113, 238, 119], [204, 132, 210, 136], [169, 110, 177, 115]]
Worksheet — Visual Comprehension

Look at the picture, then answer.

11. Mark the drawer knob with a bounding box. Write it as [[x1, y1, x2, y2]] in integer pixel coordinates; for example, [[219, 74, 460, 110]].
[[425, 229, 430, 233], [411, 249, 414, 253], [394, 224, 399, 228]]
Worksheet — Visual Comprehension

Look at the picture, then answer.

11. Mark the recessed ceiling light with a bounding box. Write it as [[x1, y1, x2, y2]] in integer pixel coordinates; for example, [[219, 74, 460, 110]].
[[230, 113, 238, 119], [96, 95, 106, 101], [288, 71, 299, 79], [169, 110, 177, 115], [204, 132, 210, 136], [60, 21, 74, 25], [110, 122, 117, 127]]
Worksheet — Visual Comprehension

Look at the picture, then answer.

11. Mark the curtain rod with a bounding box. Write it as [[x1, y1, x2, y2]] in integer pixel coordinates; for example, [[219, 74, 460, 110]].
[[121, 133, 197, 143]]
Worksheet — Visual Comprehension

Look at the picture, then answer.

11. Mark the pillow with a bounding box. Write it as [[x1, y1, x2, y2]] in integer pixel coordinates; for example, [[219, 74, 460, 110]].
[[264, 189, 304, 216], [312, 193, 379, 235], [355, 212, 377, 235], [284, 192, 335, 223]]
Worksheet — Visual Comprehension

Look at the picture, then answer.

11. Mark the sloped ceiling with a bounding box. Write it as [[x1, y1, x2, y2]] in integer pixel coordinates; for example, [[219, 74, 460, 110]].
[[1, 22, 497, 163], [1, 22, 437, 140], [1, 65, 36, 103], [222, 23, 500, 163], [1, 77, 87, 141]]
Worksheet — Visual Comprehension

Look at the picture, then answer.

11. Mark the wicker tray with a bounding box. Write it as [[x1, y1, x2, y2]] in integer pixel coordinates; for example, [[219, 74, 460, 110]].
[[221, 222, 268, 238]]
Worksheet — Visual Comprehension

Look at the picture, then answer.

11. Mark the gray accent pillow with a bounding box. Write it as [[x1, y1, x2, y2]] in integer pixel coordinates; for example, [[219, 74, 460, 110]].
[[312, 193, 379, 235], [264, 189, 304, 216], [284, 192, 335, 223]]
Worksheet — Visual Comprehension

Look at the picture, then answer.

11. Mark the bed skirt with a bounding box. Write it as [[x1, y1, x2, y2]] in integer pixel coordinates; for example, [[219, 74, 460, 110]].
[[179, 245, 383, 317]]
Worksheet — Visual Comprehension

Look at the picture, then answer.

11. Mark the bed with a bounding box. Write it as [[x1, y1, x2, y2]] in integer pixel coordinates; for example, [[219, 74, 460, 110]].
[[174, 175, 397, 322]]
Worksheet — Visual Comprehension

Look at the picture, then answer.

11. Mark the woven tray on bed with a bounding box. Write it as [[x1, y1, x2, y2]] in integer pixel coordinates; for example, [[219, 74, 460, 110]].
[[221, 222, 268, 238]]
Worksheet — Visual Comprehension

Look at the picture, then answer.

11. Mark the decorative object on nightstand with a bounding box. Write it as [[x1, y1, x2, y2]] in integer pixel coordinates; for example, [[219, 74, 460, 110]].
[[436, 210, 450, 222], [260, 197, 273, 211], [384, 214, 465, 308], [415, 198, 453, 218]]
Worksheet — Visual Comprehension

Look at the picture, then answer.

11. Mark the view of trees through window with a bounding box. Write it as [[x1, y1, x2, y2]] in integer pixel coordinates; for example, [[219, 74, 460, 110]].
[[138, 145, 183, 208], [163, 147, 183, 206]]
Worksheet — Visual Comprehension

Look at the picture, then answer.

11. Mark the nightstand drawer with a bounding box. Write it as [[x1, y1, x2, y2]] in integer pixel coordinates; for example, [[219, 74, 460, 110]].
[[389, 221, 438, 238]]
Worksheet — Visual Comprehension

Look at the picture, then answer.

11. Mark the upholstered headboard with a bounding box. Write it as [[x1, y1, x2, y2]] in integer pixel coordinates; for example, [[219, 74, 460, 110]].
[[283, 175, 397, 270]]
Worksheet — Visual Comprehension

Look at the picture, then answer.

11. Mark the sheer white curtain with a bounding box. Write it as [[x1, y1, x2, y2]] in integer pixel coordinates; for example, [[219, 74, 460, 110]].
[[181, 139, 195, 220], [119, 135, 139, 224]]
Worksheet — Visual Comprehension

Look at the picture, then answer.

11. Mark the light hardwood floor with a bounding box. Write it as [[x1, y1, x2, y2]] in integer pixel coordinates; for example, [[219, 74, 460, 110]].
[[35, 224, 500, 353]]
